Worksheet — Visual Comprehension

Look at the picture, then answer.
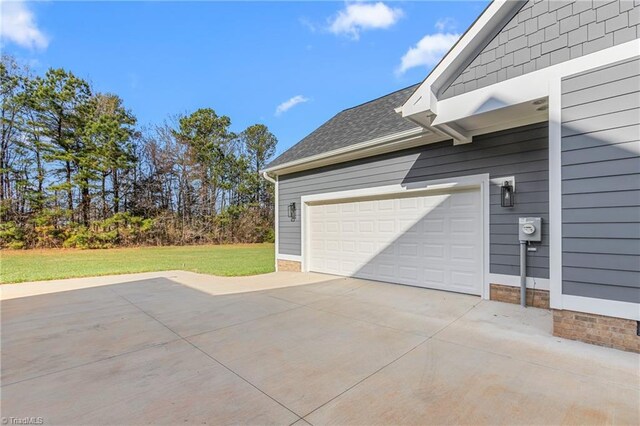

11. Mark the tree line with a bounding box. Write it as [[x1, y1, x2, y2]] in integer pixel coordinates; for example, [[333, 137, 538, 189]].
[[0, 55, 276, 249]]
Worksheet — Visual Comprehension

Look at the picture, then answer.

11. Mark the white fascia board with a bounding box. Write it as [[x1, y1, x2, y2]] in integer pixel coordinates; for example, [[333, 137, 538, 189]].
[[400, 0, 513, 119], [263, 127, 434, 175]]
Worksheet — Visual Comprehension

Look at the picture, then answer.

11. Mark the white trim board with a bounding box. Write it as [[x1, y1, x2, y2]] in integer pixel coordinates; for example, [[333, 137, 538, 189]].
[[562, 295, 640, 322], [300, 173, 492, 299], [276, 254, 302, 262], [548, 72, 563, 310], [301, 174, 490, 204], [488, 273, 550, 291]]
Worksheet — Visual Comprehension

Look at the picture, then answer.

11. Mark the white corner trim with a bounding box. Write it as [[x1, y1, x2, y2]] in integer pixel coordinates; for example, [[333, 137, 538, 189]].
[[561, 295, 640, 321], [300, 173, 492, 300], [488, 273, 550, 291], [548, 74, 563, 310], [481, 176, 491, 300], [276, 254, 302, 262]]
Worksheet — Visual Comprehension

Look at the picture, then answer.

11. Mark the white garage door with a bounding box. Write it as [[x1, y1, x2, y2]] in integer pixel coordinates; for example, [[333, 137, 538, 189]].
[[307, 189, 482, 295]]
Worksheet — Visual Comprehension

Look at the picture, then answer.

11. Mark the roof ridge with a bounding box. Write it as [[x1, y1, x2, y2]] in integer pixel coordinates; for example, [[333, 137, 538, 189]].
[[341, 83, 420, 112]]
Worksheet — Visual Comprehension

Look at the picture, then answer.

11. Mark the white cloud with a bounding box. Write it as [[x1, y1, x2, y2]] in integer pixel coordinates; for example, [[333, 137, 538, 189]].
[[0, 0, 49, 50], [299, 17, 317, 33], [396, 32, 460, 75], [275, 95, 309, 116], [435, 17, 457, 32], [328, 2, 403, 40]]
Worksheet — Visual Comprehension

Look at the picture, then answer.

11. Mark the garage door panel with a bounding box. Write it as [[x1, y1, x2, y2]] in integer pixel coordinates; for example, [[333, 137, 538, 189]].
[[425, 244, 446, 260], [424, 218, 446, 234], [452, 190, 478, 205], [450, 217, 477, 233], [378, 199, 394, 210], [308, 189, 482, 295], [424, 268, 446, 285], [398, 243, 419, 258], [378, 219, 395, 233], [450, 244, 475, 261], [325, 204, 339, 214], [358, 221, 375, 233], [451, 271, 478, 289], [341, 240, 357, 253]]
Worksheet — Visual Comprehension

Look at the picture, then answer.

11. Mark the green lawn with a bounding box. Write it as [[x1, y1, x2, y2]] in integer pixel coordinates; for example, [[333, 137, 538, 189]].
[[0, 243, 275, 284]]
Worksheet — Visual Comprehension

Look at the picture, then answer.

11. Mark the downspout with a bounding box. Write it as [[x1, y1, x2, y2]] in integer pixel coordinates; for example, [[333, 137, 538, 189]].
[[261, 171, 276, 185], [520, 241, 527, 307]]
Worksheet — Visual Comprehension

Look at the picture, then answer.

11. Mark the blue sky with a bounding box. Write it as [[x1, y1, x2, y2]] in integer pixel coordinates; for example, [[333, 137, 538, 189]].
[[1, 1, 488, 156]]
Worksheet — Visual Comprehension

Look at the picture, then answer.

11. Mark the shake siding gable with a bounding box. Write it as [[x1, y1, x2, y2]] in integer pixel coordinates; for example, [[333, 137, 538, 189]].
[[441, 0, 640, 99]]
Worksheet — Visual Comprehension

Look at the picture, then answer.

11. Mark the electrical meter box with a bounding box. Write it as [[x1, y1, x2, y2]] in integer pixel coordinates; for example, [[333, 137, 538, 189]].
[[519, 217, 542, 242]]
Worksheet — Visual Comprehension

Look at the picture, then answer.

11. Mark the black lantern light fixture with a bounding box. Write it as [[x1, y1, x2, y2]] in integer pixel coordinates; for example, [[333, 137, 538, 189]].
[[287, 202, 297, 222], [501, 180, 514, 208]]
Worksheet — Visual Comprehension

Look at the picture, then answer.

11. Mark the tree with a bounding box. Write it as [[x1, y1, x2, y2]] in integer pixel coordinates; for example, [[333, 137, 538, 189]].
[[0, 56, 28, 215], [84, 93, 136, 217], [30, 68, 92, 215], [174, 108, 234, 216], [240, 124, 276, 204], [0, 55, 278, 249]]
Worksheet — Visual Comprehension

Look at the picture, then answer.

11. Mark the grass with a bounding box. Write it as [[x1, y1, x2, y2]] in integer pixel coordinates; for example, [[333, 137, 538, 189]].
[[0, 243, 275, 284]]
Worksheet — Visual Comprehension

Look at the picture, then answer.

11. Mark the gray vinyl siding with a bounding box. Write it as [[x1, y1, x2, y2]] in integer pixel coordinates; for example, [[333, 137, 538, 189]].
[[441, 0, 640, 99], [279, 122, 550, 279], [561, 56, 640, 304]]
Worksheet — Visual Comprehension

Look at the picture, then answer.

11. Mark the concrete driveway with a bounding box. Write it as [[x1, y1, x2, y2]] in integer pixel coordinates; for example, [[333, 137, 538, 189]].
[[1, 271, 638, 425]]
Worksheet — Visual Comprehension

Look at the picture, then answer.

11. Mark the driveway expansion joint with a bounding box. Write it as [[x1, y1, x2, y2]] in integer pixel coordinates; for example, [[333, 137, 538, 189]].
[[110, 288, 303, 420]]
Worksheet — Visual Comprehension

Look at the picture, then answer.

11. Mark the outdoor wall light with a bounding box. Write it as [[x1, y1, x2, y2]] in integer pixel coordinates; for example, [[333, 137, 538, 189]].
[[501, 181, 514, 208], [287, 202, 297, 222]]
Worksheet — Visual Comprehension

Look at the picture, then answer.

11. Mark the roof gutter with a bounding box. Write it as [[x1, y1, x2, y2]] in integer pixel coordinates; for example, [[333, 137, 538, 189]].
[[263, 127, 430, 175]]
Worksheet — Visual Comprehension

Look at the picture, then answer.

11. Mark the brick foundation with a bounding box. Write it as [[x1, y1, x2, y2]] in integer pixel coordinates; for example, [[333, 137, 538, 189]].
[[553, 310, 640, 353], [277, 259, 301, 272], [489, 283, 550, 309]]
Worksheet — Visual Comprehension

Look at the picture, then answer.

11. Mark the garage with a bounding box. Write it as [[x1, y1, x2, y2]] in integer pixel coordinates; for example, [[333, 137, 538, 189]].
[[305, 188, 483, 295]]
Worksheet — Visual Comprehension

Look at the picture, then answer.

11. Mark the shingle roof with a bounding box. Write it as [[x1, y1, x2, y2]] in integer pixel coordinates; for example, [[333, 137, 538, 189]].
[[267, 84, 421, 169]]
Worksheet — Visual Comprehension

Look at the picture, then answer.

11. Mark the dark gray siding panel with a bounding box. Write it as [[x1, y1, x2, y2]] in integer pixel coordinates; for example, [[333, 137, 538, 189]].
[[279, 122, 550, 278], [441, 0, 640, 99], [563, 281, 640, 303], [561, 56, 640, 303]]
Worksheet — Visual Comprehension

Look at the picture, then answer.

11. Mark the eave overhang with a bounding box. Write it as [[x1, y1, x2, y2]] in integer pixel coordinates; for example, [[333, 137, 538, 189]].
[[262, 127, 444, 176]]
